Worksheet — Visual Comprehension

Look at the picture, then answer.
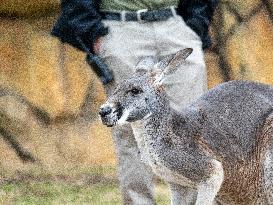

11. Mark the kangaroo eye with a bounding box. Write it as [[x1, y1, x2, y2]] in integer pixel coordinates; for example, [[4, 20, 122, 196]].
[[130, 88, 143, 96]]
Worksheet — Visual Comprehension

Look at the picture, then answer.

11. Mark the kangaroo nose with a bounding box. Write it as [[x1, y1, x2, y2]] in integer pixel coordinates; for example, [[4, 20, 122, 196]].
[[99, 106, 112, 117]]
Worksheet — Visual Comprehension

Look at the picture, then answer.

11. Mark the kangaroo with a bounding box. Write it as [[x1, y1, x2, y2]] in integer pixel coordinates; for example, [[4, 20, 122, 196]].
[[99, 48, 273, 204]]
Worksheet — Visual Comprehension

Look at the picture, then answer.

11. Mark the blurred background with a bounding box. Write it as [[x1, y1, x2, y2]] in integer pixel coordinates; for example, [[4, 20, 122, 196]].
[[0, 0, 273, 204]]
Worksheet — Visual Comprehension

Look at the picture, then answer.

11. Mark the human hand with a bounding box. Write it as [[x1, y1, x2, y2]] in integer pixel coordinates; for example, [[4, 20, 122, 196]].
[[93, 37, 103, 54]]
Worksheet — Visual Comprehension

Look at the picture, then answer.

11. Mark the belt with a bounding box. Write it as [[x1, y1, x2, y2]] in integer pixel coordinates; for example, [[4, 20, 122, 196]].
[[100, 6, 177, 22]]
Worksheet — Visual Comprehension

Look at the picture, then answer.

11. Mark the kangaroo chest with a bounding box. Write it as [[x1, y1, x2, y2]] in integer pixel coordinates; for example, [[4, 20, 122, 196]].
[[149, 149, 195, 187], [131, 121, 195, 187]]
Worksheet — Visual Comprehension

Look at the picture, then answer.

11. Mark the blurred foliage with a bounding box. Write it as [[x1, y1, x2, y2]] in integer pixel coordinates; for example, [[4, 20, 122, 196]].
[[0, 166, 169, 205], [0, 181, 170, 205]]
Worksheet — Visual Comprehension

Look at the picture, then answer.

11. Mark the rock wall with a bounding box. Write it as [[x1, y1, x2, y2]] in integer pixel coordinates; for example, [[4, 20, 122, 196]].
[[0, 15, 116, 173], [209, 0, 273, 85]]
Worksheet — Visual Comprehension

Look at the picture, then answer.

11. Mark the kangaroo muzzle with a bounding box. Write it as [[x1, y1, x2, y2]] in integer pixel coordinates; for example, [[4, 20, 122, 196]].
[[99, 102, 123, 127]]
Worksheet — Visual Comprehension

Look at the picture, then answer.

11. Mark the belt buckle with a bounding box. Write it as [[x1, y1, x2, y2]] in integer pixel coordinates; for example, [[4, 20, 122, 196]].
[[137, 9, 148, 23]]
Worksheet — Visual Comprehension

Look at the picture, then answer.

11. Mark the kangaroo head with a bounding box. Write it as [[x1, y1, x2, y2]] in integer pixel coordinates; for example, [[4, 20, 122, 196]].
[[100, 48, 193, 127]]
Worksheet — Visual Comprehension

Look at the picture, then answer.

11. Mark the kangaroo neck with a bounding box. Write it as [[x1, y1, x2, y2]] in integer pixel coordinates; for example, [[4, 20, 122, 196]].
[[142, 99, 174, 141]]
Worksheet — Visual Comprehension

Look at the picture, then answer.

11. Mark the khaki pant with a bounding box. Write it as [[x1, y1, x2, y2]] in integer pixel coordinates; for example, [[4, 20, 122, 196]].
[[99, 16, 207, 205]]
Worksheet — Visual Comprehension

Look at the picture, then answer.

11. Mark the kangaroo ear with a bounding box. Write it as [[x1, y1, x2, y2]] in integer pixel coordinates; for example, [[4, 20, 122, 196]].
[[135, 56, 158, 71], [153, 48, 193, 86]]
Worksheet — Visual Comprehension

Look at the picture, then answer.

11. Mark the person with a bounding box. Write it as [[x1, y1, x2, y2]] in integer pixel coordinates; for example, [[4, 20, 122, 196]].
[[51, 0, 218, 204]]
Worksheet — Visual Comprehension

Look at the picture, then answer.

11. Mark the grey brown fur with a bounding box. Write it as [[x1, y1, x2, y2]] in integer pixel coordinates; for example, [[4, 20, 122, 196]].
[[100, 49, 273, 204]]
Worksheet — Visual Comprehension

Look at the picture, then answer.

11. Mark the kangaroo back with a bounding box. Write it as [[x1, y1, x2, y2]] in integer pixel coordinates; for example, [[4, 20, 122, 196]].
[[189, 80, 273, 161]]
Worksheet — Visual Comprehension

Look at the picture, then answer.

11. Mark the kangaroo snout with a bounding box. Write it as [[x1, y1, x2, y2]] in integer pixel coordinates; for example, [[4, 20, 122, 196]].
[[99, 106, 112, 117], [99, 102, 123, 127]]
